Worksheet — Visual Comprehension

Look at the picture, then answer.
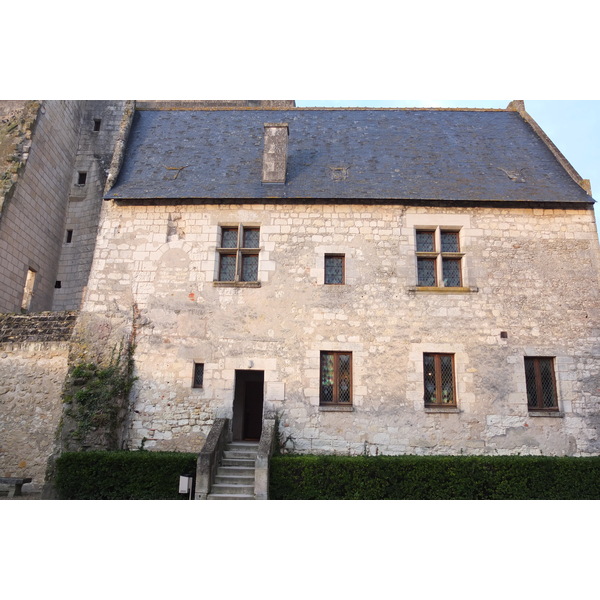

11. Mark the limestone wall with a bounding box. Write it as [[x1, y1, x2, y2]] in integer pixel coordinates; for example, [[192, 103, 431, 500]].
[[0, 313, 76, 491], [81, 201, 600, 456]]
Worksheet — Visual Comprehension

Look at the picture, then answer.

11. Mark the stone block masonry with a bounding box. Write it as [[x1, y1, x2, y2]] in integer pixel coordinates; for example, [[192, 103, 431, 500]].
[[0, 312, 77, 492], [81, 201, 600, 457]]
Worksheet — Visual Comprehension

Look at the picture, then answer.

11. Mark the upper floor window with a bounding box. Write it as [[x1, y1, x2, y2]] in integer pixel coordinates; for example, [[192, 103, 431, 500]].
[[320, 351, 352, 405], [217, 225, 260, 282], [324, 254, 345, 285], [416, 228, 463, 287], [423, 353, 456, 406], [525, 357, 558, 411]]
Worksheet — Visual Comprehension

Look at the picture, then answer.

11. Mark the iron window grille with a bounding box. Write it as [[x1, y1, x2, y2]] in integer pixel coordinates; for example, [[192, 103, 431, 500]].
[[217, 225, 260, 282], [524, 357, 558, 410], [192, 363, 204, 388], [416, 228, 464, 287], [423, 353, 456, 406], [320, 351, 352, 405], [324, 254, 345, 285]]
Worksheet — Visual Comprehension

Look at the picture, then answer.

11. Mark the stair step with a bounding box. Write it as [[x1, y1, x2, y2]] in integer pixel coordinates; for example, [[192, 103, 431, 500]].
[[210, 483, 255, 495], [222, 458, 256, 467], [207, 494, 255, 500], [215, 469, 255, 477], [215, 475, 255, 485], [224, 448, 258, 458]]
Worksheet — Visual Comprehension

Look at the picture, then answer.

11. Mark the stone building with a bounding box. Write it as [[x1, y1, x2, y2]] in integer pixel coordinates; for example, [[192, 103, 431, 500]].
[[90, 101, 600, 458], [1, 100, 600, 493]]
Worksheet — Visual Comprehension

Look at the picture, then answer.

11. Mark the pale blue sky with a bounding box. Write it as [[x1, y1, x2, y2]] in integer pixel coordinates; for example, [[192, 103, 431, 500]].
[[296, 100, 599, 226]]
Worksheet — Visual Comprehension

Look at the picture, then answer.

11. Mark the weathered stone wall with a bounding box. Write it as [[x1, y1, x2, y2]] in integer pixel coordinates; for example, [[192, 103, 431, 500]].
[[0, 313, 77, 491], [52, 101, 129, 311], [0, 101, 83, 313], [81, 201, 600, 456]]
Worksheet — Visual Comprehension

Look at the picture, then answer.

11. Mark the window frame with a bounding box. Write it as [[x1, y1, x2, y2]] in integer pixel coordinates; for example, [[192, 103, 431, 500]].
[[216, 225, 260, 284], [423, 353, 457, 407], [324, 254, 345, 285], [415, 228, 464, 288], [192, 362, 204, 389], [524, 357, 558, 411], [320, 351, 353, 406]]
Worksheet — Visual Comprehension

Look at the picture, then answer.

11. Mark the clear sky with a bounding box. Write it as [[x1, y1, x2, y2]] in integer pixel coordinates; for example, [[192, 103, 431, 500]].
[[295, 100, 600, 225]]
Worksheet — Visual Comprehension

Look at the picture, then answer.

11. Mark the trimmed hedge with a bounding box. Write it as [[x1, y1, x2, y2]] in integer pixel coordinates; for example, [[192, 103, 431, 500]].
[[269, 455, 600, 500], [55, 451, 197, 500]]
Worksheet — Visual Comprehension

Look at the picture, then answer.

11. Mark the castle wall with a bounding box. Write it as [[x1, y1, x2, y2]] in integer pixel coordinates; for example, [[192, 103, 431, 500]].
[[52, 101, 128, 311], [81, 201, 600, 457], [0, 101, 83, 313]]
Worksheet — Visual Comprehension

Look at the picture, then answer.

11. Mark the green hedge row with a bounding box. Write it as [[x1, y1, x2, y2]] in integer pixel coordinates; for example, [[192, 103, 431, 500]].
[[269, 455, 600, 500], [55, 451, 197, 500]]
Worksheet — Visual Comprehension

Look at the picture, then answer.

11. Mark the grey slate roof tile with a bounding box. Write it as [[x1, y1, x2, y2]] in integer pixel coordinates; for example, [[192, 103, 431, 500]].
[[105, 108, 593, 204]]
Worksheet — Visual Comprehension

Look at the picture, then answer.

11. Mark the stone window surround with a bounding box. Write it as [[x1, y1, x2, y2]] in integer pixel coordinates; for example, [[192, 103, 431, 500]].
[[405, 212, 475, 293], [305, 342, 365, 412], [209, 222, 276, 286], [407, 344, 470, 413], [520, 350, 570, 415], [312, 246, 357, 285]]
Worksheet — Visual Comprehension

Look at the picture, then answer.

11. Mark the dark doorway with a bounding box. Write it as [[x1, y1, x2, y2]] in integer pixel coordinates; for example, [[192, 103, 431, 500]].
[[232, 370, 264, 441]]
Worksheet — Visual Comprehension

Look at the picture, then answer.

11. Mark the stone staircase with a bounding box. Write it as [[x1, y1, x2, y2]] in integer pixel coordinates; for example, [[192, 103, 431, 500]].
[[207, 441, 259, 500]]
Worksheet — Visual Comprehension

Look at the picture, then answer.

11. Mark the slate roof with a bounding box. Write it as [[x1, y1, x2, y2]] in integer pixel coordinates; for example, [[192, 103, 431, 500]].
[[105, 108, 593, 204]]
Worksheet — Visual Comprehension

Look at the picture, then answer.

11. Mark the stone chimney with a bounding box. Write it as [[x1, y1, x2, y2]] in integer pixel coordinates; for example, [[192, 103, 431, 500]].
[[262, 123, 289, 183]]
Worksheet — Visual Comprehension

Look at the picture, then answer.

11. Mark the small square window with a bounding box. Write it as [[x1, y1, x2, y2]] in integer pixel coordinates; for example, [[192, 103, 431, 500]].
[[324, 254, 345, 285], [525, 357, 558, 411], [93, 119, 102, 132], [54, 281, 62, 289], [77, 172, 87, 185], [193, 363, 204, 388]]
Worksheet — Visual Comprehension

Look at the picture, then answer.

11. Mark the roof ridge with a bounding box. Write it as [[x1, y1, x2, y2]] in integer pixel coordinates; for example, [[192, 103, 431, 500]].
[[134, 106, 509, 112]]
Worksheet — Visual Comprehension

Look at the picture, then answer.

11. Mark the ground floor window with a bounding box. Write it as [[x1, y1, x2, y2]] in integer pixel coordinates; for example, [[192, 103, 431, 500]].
[[525, 357, 558, 410], [423, 353, 456, 406], [320, 351, 352, 405]]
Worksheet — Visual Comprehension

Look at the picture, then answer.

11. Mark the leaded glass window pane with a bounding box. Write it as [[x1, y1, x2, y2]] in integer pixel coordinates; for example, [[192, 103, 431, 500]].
[[193, 363, 204, 388], [325, 255, 344, 284], [423, 354, 437, 404], [219, 254, 236, 281], [241, 254, 258, 281], [440, 355, 454, 404], [442, 258, 462, 287], [416, 230, 435, 252], [441, 231, 460, 252], [540, 359, 557, 408], [417, 258, 436, 286], [320, 353, 335, 403], [243, 228, 260, 248], [338, 353, 351, 403], [525, 358, 538, 408], [221, 228, 238, 248]]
